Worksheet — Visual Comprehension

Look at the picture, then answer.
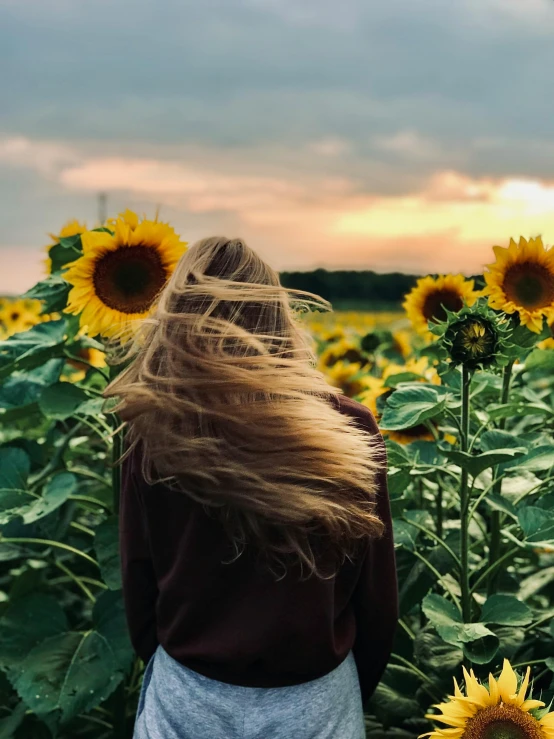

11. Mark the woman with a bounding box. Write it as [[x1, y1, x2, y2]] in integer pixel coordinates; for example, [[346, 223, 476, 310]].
[[104, 237, 398, 739]]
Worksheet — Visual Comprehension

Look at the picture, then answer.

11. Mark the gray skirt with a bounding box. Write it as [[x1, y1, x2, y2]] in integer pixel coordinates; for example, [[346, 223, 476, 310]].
[[133, 644, 366, 739]]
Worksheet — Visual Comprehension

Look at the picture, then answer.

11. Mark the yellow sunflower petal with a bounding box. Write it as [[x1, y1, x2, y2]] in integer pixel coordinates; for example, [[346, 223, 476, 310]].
[[496, 659, 518, 703]]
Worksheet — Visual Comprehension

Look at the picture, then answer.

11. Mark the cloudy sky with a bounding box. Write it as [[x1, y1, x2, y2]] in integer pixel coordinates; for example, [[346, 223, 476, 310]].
[[2, 0, 554, 294]]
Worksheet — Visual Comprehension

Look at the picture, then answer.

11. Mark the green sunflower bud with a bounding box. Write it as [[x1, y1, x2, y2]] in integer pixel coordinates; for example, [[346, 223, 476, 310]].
[[429, 297, 514, 371]]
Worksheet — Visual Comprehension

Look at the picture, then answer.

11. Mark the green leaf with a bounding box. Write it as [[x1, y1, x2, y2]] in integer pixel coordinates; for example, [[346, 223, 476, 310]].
[[496, 627, 525, 661], [518, 567, 554, 600], [380, 385, 447, 431], [481, 594, 533, 626], [10, 630, 121, 725], [38, 382, 89, 420], [387, 467, 411, 496], [0, 377, 46, 410], [462, 629, 500, 664], [488, 401, 553, 420], [23, 276, 71, 315], [407, 441, 445, 467], [95, 516, 121, 590], [422, 593, 461, 626], [384, 441, 412, 468], [441, 448, 526, 478], [483, 493, 518, 520], [0, 319, 68, 376], [413, 631, 463, 673], [369, 665, 422, 723], [93, 590, 134, 673], [19, 473, 77, 525], [506, 446, 554, 472], [0, 702, 26, 739], [524, 348, 554, 372], [0, 448, 34, 525], [383, 372, 426, 388], [0, 593, 68, 669], [422, 595, 498, 660], [480, 430, 528, 452], [0, 447, 30, 492], [518, 508, 554, 545]]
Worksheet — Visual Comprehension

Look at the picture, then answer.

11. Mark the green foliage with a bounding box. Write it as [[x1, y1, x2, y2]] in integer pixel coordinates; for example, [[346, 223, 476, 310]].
[[1, 273, 553, 738]]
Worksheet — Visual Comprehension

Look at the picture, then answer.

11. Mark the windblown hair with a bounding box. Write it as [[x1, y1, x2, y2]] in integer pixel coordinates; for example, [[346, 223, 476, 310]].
[[103, 236, 385, 580]]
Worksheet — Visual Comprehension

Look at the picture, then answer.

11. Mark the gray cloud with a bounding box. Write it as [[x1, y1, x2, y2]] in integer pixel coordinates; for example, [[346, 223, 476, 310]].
[[2, 0, 554, 286]]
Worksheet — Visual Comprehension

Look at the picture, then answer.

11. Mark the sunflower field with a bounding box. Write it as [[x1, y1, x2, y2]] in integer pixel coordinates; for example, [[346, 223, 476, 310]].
[[0, 214, 553, 739]]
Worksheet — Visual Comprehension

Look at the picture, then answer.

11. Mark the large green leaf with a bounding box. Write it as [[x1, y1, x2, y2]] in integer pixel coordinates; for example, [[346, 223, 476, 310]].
[[488, 401, 554, 420], [0, 448, 34, 525], [441, 448, 526, 478], [0, 592, 68, 669], [506, 446, 554, 473], [422, 593, 461, 626], [524, 348, 554, 372], [10, 630, 121, 725], [369, 665, 422, 724], [495, 627, 526, 661], [413, 631, 463, 673], [462, 628, 500, 664], [518, 567, 554, 600], [93, 589, 134, 673], [0, 377, 46, 410], [48, 234, 82, 273], [18, 473, 77, 525], [38, 382, 89, 420], [393, 510, 434, 550], [422, 594, 499, 662], [380, 385, 446, 431], [518, 507, 554, 545], [0, 447, 30, 492], [480, 430, 528, 452], [23, 276, 71, 315], [95, 516, 121, 589], [481, 594, 533, 626], [0, 319, 68, 378]]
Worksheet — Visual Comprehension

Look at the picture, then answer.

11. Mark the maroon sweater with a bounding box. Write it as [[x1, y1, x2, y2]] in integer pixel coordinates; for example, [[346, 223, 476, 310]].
[[119, 393, 398, 706]]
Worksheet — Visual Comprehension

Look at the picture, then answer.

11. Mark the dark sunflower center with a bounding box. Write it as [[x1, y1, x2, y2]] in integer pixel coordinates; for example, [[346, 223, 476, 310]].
[[399, 423, 430, 438], [10, 311, 20, 321], [503, 261, 554, 310], [93, 245, 168, 314], [464, 704, 542, 739], [458, 321, 495, 358], [422, 289, 464, 323]]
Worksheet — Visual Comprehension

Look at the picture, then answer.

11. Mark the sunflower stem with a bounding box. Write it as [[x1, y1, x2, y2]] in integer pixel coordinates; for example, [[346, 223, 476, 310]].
[[460, 366, 472, 625], [436, 484, 443, 539], [487, 360, 514, 595]]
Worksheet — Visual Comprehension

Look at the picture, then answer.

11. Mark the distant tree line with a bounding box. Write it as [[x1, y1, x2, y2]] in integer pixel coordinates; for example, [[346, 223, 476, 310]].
[[279, 269, 484, 309]]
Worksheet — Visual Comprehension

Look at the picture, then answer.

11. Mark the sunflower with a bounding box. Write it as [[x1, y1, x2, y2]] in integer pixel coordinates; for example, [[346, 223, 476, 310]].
[[318, 337, 369, 369], [0, 298, 41, 337], [324, 360, 375, 397], [62, 213, 188, 340], [393, 329, 412, 358], [483, 236, 554, 334], [44, 220, 87, 275], [421, 659, 554, 739], [403, 274, 478, 340]]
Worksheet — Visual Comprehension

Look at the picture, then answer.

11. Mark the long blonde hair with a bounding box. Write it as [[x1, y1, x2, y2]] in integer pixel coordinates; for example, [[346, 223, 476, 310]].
[[103, 236, 385, 580]]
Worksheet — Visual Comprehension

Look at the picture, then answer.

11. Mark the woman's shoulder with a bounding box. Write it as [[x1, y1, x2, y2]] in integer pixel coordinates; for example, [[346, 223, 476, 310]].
[[327, 393, 380, 436]]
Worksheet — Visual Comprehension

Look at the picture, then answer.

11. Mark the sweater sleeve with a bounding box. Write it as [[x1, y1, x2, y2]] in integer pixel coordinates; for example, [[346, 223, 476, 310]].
[[119, 440, 160, 665], [350, 407, 399, 707]]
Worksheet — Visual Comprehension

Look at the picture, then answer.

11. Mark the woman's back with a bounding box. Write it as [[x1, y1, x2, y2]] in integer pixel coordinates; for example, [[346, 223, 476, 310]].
[[119, 392, 398, 704]]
